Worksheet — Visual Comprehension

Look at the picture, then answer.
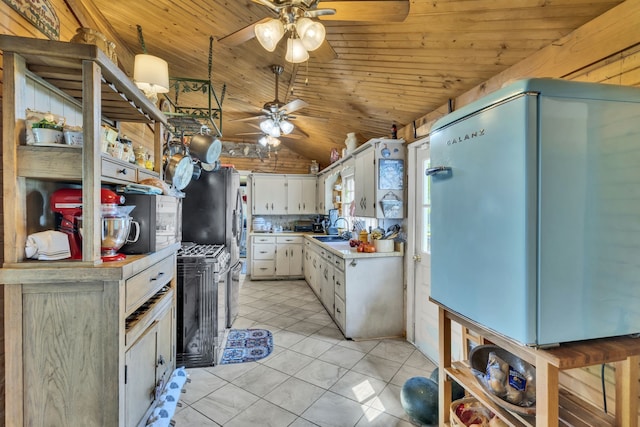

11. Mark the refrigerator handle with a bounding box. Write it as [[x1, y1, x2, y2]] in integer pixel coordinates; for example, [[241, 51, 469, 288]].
[[425, 166, 451, 176]]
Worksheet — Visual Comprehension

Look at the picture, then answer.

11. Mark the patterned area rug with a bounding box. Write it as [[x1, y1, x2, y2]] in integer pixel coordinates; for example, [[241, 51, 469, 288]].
[[220, 329, 273, 364]]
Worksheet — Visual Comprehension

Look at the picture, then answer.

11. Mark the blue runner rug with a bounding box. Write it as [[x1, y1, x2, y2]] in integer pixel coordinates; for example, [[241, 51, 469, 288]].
[[220, 329, 273, 364]]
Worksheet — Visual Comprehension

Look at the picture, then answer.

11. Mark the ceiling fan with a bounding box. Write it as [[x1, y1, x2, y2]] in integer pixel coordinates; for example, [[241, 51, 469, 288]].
[[219, 0, 410, 62], [233, 64, 311, 139]]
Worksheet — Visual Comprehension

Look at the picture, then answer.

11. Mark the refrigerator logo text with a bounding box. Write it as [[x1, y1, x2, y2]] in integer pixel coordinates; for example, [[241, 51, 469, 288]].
[[446, 129, 485, 145]]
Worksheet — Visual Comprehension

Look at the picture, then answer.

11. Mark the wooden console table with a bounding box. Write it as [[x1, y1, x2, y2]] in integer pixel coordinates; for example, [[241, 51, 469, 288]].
[[433, 300, 640, 426]]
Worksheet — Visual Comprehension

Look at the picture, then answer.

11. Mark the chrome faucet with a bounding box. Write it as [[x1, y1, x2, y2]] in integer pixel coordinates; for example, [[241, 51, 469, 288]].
[[334, 217, 350, 239]]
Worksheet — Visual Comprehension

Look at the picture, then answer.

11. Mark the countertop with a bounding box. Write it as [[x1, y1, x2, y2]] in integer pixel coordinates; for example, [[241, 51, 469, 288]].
[[249, 230, 404, 259]]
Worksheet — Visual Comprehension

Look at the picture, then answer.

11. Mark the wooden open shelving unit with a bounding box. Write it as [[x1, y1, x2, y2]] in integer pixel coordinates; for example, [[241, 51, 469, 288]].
[[433, 299, 640, 427]]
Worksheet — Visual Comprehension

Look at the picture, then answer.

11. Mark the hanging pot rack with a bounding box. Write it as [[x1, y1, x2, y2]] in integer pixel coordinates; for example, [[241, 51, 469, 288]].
[[161, 35, 226, 137]]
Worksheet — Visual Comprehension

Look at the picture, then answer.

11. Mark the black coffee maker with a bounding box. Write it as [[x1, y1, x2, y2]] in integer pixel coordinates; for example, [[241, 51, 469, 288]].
[[312, 214, 326, 233]]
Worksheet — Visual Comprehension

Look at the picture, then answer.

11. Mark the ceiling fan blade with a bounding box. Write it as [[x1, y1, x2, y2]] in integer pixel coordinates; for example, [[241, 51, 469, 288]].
[[317, 0, 409, 22], [218, 17, 270, 46], [306, 8, 336, 18], [251, 0, 280, 12], [294, 115, 329, 124], [310, 39, 338, 61], [230, 115, 269, 122], [280, 99, 309, 114], [236, 131, 263, 136]]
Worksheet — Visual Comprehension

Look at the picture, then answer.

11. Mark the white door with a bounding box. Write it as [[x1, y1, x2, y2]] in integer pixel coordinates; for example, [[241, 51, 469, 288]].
[[409, 141, 439, 362], [407, 139, 463, 363]]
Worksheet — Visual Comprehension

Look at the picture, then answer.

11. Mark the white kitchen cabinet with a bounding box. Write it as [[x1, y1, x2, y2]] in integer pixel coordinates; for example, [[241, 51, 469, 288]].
[[353, 138, 405, 218], [251, 174, 288, 214], [287, 175, 317, 214], [316, 172, 328, 214], [275, 236, 304, 277], [304, 238, 404, 339], [250, 235, 276, 278], [340, 256, 403, 338], [354, 147, 376, 217], [0, 36, 177, 427], [319, 251, 335, 312]]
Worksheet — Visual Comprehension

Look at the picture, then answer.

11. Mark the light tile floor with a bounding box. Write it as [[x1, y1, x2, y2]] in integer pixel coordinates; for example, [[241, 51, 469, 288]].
[[173, 276, 437, 427]]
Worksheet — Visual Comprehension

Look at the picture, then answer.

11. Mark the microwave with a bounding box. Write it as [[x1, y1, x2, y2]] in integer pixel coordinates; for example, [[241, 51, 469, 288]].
[[121, 194, 182, 254]]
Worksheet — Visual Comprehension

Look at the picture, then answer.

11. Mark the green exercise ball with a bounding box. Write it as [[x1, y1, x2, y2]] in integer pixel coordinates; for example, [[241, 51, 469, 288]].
[[400, 376, 439, 425], [430, 368, 466, 401]]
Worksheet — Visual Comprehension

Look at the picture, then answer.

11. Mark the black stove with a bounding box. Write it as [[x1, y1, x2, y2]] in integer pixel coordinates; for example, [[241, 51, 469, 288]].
[[178, 243, 230, 272], [176, 242, 230, 367]]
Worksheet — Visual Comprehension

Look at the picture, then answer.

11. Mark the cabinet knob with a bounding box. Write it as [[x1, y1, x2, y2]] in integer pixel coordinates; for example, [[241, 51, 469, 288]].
[[157, 355, 166, 366], [118, 168, 127, 175], [265, 203, 269, 210], [413, 254, 422, 262], [336, 308, 341, 314]]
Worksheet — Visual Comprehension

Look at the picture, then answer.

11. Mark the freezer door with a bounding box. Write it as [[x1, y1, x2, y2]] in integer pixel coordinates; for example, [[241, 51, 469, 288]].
[[430, 94, 539, 345]]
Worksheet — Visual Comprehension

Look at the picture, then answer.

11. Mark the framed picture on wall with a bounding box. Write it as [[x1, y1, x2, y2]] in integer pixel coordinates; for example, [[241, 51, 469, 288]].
[[379, 159, 404, 190]]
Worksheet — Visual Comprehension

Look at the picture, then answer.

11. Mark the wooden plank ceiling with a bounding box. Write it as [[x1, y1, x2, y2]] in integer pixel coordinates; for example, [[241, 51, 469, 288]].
[[89, 0, 622, 166]]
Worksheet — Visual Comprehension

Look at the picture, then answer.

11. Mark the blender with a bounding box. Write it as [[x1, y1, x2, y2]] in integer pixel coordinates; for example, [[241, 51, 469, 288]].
[[50, 188, 139, 261]]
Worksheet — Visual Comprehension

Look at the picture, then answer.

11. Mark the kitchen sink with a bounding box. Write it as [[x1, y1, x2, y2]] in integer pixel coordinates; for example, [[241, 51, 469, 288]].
[[312, 235, 349, 243]]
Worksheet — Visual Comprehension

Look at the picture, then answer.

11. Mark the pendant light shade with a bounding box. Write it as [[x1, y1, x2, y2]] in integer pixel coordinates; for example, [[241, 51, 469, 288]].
[[285, 37, 309, 64], [259, 118, 275, 134], [279, 119, 294, 135], [133, 54, 170, 94], [296, 17, 325, 51], [255, 18, 285, 52]]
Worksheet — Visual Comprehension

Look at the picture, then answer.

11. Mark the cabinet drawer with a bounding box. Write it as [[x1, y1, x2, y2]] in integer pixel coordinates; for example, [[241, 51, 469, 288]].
[[252, 260, 275, 277], [252, 235, 276, 244], [137, 168, 159, 181], [276, 236, 304, 244], [253, 243, 275, 259], [333, 257, 345, 271], [334, 271, 346, 300], [125, 254, 175, 314], [334, 294, 346, 330], [102, 156, 137, 183]]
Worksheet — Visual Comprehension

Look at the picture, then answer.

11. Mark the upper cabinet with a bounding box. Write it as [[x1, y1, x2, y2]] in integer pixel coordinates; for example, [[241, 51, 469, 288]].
[[250, 173, 317, 215], [354, 139, 405, 219], [251, 174, 288, 214], [0, 35, 167, 265], [354, 147, 376, 217], [287, 175, 316, 214]]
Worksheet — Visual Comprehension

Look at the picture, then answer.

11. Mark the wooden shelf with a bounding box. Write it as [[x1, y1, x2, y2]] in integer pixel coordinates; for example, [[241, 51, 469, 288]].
[[433, 300, 640, 427]]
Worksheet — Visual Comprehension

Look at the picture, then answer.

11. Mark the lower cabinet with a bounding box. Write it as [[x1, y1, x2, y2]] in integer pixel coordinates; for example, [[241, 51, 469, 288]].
[[275, 236, 304, 278], [304, 239, 404, 339], [251, 235, 276, 278], [250, 234, 304, 279], [125, 302, 175, 427], [319, 251, 335, 312], [339, 256, 404, 339], [0, 246, 179, 427]]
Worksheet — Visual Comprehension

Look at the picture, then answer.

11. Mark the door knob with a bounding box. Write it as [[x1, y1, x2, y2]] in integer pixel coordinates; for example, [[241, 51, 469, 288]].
[[413, 254, 422, 262]]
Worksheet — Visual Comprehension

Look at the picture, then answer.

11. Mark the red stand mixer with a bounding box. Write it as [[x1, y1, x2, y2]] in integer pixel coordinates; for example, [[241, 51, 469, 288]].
[[50, 188, 136, 261]]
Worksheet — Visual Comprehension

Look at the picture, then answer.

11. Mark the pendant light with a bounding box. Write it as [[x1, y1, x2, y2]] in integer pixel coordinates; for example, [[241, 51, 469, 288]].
[[133, 25, 169, 102]]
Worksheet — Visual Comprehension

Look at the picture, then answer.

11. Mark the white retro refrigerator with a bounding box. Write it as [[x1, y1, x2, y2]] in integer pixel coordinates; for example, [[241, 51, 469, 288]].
[[429, 78, 640, 346]]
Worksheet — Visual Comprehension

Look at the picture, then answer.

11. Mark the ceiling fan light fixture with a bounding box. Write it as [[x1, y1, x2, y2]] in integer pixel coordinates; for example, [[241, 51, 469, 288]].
[[269, 125, 282, 137], [279, 119, 294, 134], [255, 18, 285, 52], [258, 135, 281, 147], [285, 37, 309, 63], [296, 17, 325, 51], [259, 118, 275, 133]]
